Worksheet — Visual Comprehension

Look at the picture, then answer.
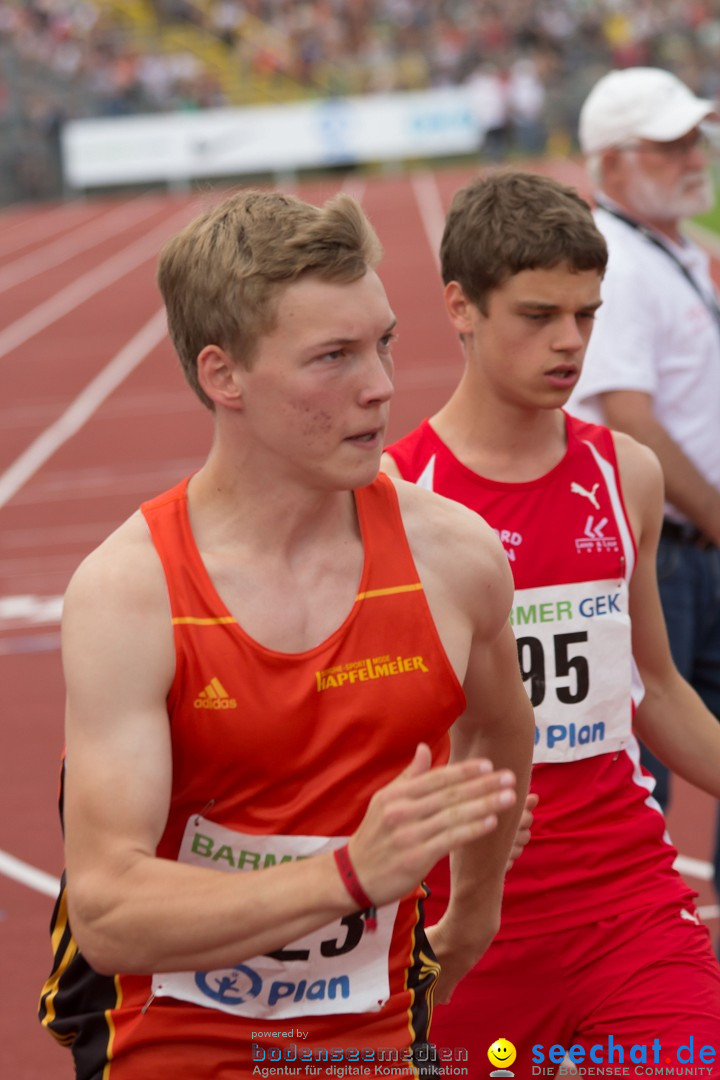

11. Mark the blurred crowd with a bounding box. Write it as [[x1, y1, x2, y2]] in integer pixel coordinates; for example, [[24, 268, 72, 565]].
[[3, 0, 720, 200]]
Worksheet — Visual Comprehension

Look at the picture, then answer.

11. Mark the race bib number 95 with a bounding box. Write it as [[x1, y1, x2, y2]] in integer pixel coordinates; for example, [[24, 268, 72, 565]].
[[511, 579, 634, 763]]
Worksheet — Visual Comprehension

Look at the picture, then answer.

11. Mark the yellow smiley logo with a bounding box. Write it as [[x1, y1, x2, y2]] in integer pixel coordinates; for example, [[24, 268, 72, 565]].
[[488, 1039, 517, 1070]]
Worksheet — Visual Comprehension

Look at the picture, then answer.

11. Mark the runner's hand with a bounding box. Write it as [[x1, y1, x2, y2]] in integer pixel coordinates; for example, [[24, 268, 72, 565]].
[[507, 791, 539, 870], [347, 742, 516, 908]]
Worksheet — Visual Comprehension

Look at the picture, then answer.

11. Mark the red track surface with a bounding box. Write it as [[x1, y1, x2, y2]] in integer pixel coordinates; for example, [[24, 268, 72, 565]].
[[0, 161, 716, 1079]]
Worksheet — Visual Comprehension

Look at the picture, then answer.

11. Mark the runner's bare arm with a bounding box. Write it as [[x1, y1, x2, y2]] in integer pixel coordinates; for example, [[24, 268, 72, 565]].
[[62, 514, 515, 975], [383, 449, 538, 873], [431, 614, 534, 1001], [615, 433, 720, 797], [389, 480, 535, 998]]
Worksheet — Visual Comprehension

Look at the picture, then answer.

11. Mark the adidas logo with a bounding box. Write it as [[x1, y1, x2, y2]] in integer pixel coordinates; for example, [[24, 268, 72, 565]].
[[194, 677, 237, 710]]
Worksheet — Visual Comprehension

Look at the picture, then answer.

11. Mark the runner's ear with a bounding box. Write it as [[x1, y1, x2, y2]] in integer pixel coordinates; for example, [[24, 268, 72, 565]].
[[443, 281, 476, 335], [197, 345, 244, 410]]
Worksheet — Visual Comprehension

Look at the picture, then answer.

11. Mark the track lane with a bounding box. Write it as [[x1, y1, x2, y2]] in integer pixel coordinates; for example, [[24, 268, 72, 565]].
[[0, 164, 716, 1078]]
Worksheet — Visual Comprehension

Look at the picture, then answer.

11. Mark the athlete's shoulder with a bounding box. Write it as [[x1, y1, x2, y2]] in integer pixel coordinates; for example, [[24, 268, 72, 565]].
[[389, 472, 490, 532], [609, 428, 663, 485], [566, 410, 613, 446], [388, 475, 512, 610], [383, 419, 436, 480], [571, 416, 662, 500], [64, 510, 167, 625], [610, 428, 663, 497]]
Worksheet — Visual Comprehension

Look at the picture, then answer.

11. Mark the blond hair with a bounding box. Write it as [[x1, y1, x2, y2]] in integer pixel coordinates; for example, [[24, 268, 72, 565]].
[[157, 189, 383, 408]]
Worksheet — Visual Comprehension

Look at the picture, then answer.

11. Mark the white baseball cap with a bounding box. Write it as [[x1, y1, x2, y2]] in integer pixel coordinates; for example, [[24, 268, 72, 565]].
[[579, 67, 715, 154]]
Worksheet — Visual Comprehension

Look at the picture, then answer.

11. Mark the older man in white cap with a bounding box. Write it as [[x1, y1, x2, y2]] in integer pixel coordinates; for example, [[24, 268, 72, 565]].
[[570, 66, 720, 947]]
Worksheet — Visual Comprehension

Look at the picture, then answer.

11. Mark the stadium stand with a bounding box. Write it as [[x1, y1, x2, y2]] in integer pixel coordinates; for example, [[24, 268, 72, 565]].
[[2, 0, 720, 203]]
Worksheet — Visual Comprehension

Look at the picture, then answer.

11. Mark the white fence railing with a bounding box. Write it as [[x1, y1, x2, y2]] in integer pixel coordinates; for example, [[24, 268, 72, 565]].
[[62, 87, 486, 190]]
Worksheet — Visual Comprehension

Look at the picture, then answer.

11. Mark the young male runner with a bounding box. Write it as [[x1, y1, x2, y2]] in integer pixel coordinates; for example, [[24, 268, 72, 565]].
[[38, 189, 534, 1078], [384, 170, 720, 1075]]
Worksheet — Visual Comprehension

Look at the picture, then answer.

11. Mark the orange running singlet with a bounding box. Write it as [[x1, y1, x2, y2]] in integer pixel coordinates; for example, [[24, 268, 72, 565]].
[[39, 473, 465, 1079]]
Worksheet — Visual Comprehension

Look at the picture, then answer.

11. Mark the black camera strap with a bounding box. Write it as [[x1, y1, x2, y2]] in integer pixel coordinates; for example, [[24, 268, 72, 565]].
[[595, 198, 720, 333]]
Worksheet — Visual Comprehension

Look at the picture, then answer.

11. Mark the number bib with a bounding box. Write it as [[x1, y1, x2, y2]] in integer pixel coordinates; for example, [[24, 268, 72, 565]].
[[511, 579, 633, 763], [152, 816, 399, 1019]]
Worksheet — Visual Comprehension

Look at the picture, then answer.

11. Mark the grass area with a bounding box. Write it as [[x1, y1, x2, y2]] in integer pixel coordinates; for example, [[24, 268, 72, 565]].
[[693, 186, 720, 234], [693, 205, 720, 233]]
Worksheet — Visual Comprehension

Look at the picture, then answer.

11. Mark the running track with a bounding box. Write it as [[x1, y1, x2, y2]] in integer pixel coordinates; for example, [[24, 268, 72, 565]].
[[1, 161, 717, 1079]]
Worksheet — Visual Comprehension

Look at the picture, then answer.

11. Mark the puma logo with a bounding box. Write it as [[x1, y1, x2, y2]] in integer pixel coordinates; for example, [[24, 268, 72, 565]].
[[570, 481, 600, 510]]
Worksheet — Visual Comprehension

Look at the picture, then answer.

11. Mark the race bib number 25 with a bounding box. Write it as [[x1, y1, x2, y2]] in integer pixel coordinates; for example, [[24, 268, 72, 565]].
[[152, 817, 399, 1019]]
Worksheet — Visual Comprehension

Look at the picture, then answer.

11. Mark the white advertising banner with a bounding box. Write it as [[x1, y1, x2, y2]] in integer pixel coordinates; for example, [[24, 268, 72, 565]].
[[62, 87, 480, 188]]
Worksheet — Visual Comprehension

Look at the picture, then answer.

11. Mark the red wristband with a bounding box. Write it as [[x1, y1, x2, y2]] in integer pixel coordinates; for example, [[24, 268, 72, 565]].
[[333, 844, 375, 910]]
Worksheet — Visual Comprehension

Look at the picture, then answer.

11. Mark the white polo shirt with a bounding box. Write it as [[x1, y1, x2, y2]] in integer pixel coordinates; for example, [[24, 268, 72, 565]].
[[568, 205, 720, 521]]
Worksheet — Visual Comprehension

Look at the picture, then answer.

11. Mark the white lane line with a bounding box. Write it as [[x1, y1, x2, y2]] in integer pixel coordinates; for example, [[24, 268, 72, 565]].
[[0, 201, 197, 902], [2, 844, 718, 910], [0, 849, 60, 897], [0, 316, 170, 897], [0, 204, 190, 361], [0, 198, 163, 294], [675, 852, 714, 881], [0, 387, 195, 431], [7, 459, 202, 506], [0, 307, 168, 509], [0, 594, 63, 624], [0, 202, 103, 258], [410, 170, 445, 271]]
